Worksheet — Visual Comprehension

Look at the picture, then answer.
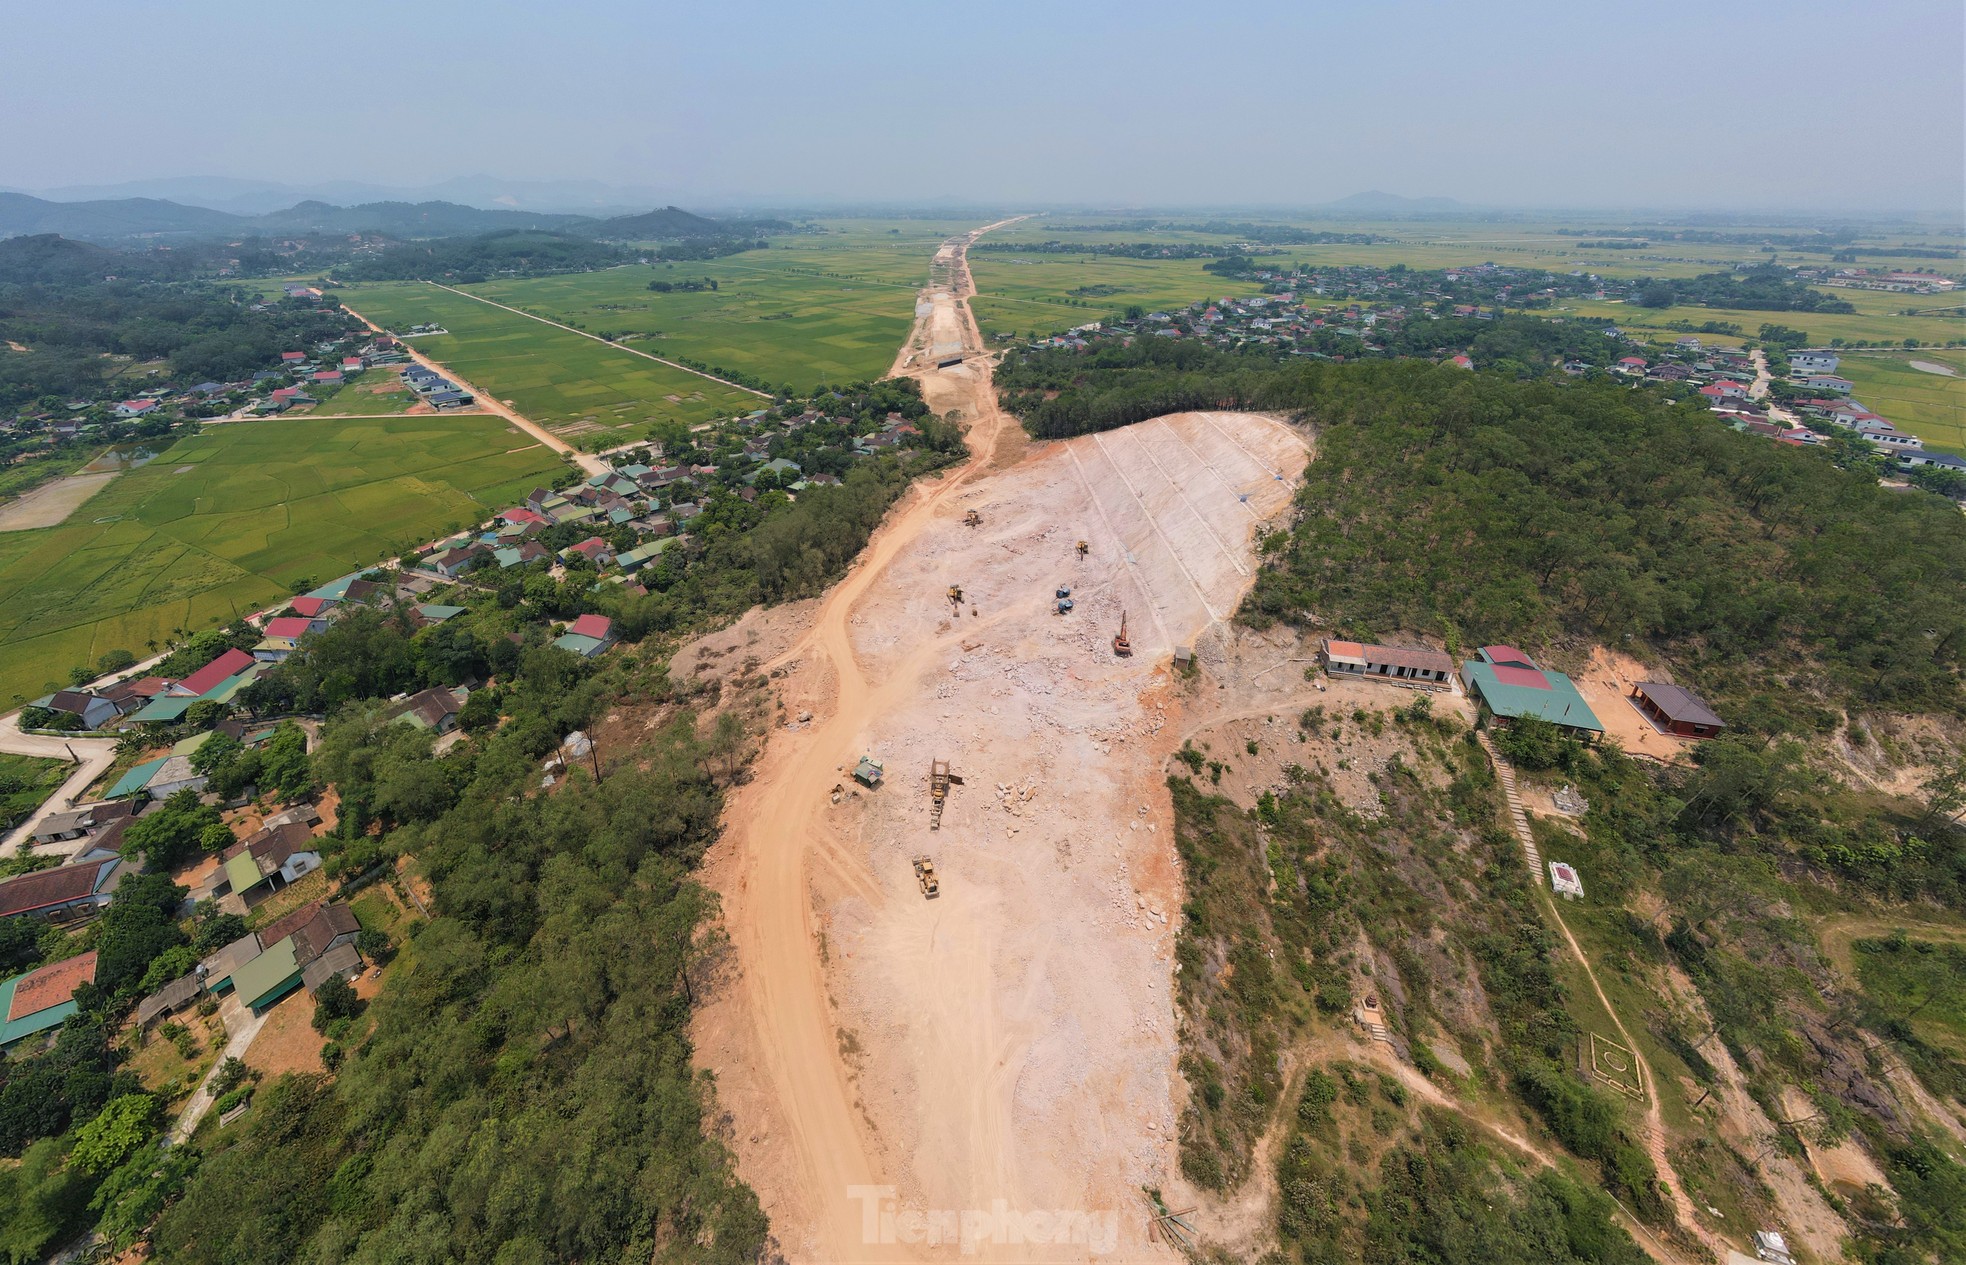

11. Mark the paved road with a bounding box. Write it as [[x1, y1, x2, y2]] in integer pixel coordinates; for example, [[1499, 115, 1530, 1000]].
[[0, 713, 118, 858]]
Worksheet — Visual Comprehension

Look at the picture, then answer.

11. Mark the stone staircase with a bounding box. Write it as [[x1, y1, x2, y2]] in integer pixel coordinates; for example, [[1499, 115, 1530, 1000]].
[[1476, 729, 1544, 884]]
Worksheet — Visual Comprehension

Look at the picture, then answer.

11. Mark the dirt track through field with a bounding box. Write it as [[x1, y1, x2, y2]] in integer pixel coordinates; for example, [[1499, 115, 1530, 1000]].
[[694, 219, 1309, 1261]]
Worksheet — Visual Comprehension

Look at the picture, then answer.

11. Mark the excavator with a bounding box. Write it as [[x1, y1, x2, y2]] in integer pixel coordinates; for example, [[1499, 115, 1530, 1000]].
[[1113, 610, 1133, 657]]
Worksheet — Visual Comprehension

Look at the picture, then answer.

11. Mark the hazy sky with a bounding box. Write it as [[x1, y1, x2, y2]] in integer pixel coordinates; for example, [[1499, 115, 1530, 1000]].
[[4, 0, 1962, 212]]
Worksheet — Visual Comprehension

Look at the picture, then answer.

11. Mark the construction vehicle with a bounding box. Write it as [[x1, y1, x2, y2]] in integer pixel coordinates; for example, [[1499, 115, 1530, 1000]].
[[1076, 540, 1089, 558], [1113, 610, 1133, 657], [912, 854, 940, 898], [929, 759, 963, 829], [946, 585, 963, 609], [963, 509, 981, 527]]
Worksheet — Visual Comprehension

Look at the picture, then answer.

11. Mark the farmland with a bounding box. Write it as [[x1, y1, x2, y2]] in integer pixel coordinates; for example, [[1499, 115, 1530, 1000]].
[[1836, 348, 1966, 453], [966, 250, 1269, 341], [0, 415, 562, 706], [333, 283, 762, 447]]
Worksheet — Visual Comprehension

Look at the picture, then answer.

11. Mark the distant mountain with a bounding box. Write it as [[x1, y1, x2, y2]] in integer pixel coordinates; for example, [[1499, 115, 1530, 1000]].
[[21, 175, 684, 217], [580, 205, 728, 240], [0, 192, 241, 240], [247, 200, 593, 236], [1321, 191, 1469, 214]]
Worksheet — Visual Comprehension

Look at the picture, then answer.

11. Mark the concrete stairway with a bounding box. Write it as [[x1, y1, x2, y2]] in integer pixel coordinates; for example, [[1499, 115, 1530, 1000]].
[[1476, 729, 1544, 884]]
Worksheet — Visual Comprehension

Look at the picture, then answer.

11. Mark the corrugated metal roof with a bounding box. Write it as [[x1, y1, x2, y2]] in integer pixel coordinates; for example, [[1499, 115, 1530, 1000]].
[[1461, 661, 1604, 732]]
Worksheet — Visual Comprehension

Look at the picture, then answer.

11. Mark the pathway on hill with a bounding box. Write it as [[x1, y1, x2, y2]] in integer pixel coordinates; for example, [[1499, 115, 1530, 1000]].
[[423, 282, 773, 399], [1475, 730, 1724, 1260], [334, 297, 604, 477]]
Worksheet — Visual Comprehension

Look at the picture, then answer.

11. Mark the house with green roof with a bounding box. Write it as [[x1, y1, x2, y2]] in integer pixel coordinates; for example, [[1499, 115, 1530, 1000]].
[[107, 756, 171, 799], [1459, 646, 1603, 738], [617, 538, 676, 572], [229, 936, 303, 1014]]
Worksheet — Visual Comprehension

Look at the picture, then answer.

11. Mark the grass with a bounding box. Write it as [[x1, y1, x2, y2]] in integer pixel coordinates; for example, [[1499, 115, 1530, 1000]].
[[335, 282, 762, 447], [304, 368, 442, 418], [1548, 296, 1965, 351], [1852, 934, 1966, 1059], [1834, 349, 1966, 453], [0, 752, 69, 834], [966, 251, 1267, 340], [0, 415, 563, 707]]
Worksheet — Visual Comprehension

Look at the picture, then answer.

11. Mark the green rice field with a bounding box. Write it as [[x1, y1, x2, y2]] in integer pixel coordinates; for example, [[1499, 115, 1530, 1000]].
[[335, 283, 763, 447], [1836, 349, 1966, 453], [966, 251, 1267, 341], [0, 415, 563, 707]]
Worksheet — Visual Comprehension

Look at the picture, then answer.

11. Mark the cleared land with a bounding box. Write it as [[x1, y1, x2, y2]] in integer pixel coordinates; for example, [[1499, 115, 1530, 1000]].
[[0, 415, 561, 706], [1837, 349, 1966, 453], [0, 470, 123, 532], [334, 283, 760, 445], [304, 367, 460, 417]]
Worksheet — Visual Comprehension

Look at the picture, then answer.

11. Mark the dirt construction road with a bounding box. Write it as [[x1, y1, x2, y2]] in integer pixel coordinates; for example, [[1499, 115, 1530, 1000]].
[[695, 219, 1309, 1262]]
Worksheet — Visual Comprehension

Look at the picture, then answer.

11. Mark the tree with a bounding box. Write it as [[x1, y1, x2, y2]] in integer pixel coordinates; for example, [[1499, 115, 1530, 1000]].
[[1922, 754, 1966, 827], [311, 975, 361, 1032], [0, 1137, 92, 1264], [120, 789, 225, 869], [69, 1093, 162, 1175], [1638, 282, 1676, 308]]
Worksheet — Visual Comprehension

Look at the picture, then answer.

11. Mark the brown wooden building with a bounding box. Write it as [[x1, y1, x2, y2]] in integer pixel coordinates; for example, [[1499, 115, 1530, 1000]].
[[1630, 682, 1725, 738]]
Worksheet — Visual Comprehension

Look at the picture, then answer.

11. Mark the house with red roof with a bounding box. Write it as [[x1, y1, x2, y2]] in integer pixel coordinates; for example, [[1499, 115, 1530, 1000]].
[[566, 537, 615, 567], [0, 857, 123, 923], [0, 950, 99, 1050], [280, 351, 306, 363], [311, 370, 343, 385], [1709, 380, 1747, 398], [263, 615, 325, 641], [500, 507, 548, 528], [288, 596, 333, 619], [169, 648, 255, 698], [1615, 356, 1648, 373], [1448, 354, 1473, 370], [113, 399, 159, 418]]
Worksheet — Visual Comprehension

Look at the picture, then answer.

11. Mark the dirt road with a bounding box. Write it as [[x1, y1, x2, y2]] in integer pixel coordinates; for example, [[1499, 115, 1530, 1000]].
[[693, 219, 1301, 1263], [334, 296, 602, 477]]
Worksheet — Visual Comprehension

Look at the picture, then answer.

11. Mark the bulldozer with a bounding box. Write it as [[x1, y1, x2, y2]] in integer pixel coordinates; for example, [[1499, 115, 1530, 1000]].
[[1113, 610, 1133, 657], [929, 758, 964, 829], [963, 509, 982, 527], [912, 855, 941, 899]]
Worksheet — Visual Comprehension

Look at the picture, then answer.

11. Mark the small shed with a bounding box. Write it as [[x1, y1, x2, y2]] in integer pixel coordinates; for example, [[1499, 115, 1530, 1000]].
[[852, 756, 884, 788]]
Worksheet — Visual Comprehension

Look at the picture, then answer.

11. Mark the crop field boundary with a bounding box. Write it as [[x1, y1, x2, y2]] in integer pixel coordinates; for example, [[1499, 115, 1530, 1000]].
[[425, 282, 770, 398]]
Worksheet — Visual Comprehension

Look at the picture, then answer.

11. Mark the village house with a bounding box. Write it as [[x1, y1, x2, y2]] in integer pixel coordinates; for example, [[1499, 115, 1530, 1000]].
[[220, 822, 322, 899], [0, 951, 98, 1051], [1318, 638, 1456, 686], [29, 689, 122, 730], [389, 685, 466, 734], [30, 798, 138, 847], [1801, 374, 1854, 394], [0, 856, 124, 923], [553, 613, 615, 658], [1459, 645, 1604, 739], [113, 399, 158, 419], [1789, 351, 1839, 374], [1628, 681, 1726, 738]]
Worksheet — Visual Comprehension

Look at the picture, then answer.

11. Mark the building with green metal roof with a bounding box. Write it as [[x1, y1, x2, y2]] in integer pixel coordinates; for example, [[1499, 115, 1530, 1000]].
[[125, 695, 196, 725], [107, 756, 170, 799], [1460, 646, 1603, 736], [229, 936, 303, 1014]]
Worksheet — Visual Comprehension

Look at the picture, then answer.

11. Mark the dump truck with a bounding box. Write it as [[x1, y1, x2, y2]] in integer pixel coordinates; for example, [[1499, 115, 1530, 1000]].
[[913, 854, 940, 898]]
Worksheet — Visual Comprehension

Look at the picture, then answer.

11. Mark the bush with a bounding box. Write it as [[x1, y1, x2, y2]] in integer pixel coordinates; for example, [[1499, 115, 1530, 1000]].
[[311, 975, 362, 1033]]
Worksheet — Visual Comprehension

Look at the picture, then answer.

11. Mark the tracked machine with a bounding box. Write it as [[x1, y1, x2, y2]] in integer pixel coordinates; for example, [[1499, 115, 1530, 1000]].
[[1113, 610, 1133, 657]]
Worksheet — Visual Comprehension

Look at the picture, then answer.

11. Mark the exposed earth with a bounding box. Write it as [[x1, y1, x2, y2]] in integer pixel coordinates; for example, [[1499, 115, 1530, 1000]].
[[691, 218, 1311, 1261]]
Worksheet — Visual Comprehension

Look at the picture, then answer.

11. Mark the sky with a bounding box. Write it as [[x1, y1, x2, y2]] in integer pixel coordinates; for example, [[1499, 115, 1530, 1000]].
[[3, 0, 1962, 214]]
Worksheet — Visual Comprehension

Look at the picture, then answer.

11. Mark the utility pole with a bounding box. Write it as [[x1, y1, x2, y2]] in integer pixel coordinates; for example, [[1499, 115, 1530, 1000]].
[[588, 735, 603, 784]]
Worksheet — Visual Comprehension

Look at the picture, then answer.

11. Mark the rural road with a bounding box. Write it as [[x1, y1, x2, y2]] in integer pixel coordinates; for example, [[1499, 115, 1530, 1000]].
[[423, 282, 773, 400], [0, 713, 118, 858], [334, 296, 606, 477], [713, 217, 1026, 1261]]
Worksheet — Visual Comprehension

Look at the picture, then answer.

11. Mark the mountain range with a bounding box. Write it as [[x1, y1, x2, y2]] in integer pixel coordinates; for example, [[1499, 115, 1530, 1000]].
[[0, 193, 753, 244]]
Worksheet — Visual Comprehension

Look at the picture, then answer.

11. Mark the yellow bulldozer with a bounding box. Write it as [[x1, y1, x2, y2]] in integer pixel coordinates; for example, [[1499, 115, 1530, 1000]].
[[913, 855, 940, 899]]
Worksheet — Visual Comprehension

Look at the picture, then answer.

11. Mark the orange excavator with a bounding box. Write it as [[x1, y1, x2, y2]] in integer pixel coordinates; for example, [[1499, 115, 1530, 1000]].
[[1113, 610, 1133, 657]]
